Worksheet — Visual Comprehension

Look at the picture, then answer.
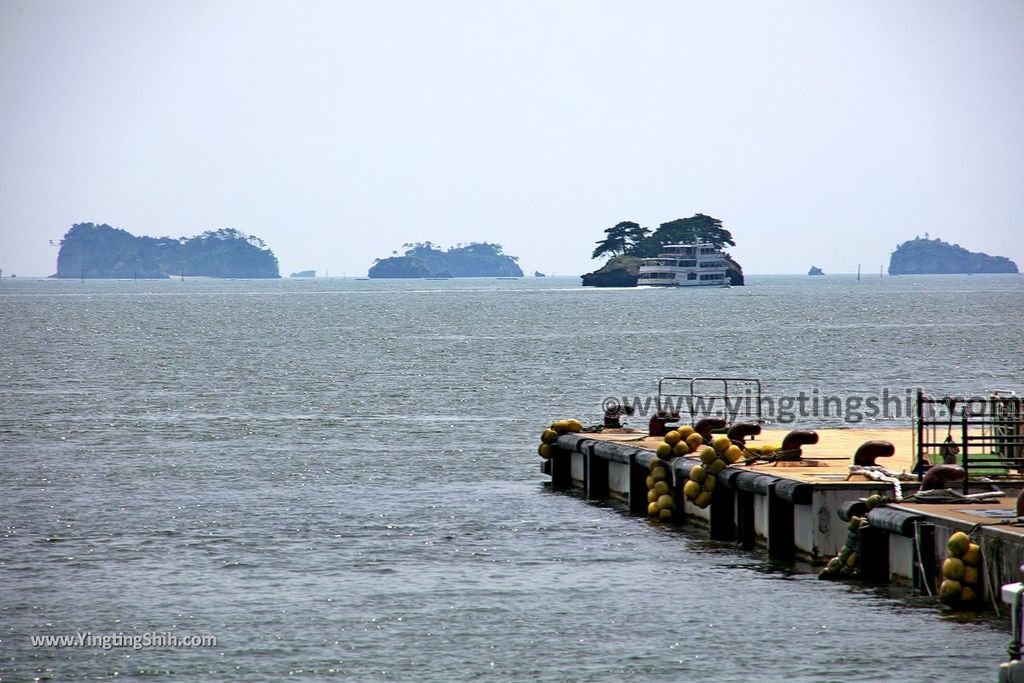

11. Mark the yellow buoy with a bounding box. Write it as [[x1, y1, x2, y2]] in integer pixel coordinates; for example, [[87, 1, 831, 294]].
[[938, 579, 962, 604], [657, 494, 674, 511], [694, 491, 712, 509], [673, 441, 690, 457], [664, 430, 681, 446], [567, 419, 582, 432], [699, 446, 717, 466], [538, 444, 553, 459], [541, 429, 559, 445], [947, 531, 971, 557], [703, 474, 716, 492], [683, 480, 701, 500], [653, 480, 670, 496], [712, 435, 731, 452], [962, 543, 981, 566], [963, 566, 979, 586], [647, 489, 658, 503], [708, 459, 726, 475], [942, 557, 965, 581], [678, 425, 695, 438], [656, 442, 673, 459], [689, 464, 706, 484], [549, 420, 564, 433], [648, 501, 659, 517], [651, 468, 667, 483], [725, 445, 742, 463], [685, 433, 704, 451]]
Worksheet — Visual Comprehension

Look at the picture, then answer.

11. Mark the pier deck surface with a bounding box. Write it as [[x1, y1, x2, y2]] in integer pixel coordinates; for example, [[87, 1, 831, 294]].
[[891, 499, 1024, 537], [588, 427, 937, 485]]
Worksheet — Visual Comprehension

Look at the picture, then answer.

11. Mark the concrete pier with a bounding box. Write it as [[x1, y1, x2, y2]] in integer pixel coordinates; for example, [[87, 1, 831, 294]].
[[541, 426, 1024, 609]]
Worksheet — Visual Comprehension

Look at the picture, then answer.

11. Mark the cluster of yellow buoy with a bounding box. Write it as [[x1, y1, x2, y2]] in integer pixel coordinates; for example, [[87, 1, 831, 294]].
[[537, 419, 582, 459], [654, 427, 742, 509], [819, 494, 882, 580], [820, 516, 865, 579], [939, 531, 983, 607], [740, 442, 779, 458], [646, 459, 675, 521]]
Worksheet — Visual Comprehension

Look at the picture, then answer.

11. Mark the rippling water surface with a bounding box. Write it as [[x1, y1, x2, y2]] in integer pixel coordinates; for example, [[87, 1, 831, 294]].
[[2, 274, 1023, 681]]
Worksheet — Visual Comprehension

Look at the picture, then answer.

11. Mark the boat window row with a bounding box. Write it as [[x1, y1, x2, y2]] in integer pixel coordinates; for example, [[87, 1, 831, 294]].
[[645, 259, 698, 267]]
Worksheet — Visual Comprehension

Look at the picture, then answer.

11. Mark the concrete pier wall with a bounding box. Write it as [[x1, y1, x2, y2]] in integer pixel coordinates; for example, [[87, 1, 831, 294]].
[[544, 432, 1024, 612]]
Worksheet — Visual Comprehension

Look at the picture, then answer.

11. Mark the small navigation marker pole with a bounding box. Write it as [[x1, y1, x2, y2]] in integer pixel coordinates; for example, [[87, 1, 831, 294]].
[[880, 265, 883, 278], [857, 264, 861, 281], [180, 268, 184, 282], [80, 265, 85, 283]]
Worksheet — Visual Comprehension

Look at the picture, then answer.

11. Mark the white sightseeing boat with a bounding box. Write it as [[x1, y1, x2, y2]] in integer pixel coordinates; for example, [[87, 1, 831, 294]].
[[637, 243, 731, 287]]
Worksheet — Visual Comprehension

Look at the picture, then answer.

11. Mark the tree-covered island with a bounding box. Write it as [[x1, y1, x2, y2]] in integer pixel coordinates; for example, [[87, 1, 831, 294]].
[[581, 214, 745, 286], [888, 235, 1018, 275], [368, 242, 523, 278], [53, 223, 280, 278]]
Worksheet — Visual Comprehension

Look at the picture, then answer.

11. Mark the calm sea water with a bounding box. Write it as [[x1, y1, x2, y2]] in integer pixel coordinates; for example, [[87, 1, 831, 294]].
[[2, 274, 1023, 682]]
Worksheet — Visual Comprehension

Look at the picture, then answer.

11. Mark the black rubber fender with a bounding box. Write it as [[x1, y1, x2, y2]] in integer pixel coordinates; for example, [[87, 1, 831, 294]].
[[773, 478, 814, 505], [733, 470, 776, 495], [866, 507, 924, 537], [838, 499, 868, 522]]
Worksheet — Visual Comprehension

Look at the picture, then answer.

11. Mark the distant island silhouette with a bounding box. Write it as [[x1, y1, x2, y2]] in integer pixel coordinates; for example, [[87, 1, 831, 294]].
[[52, 223, 280, 279], [888, 236, 1017, 275], [808, 265, 824, 276], [369, 242, 523, 278]]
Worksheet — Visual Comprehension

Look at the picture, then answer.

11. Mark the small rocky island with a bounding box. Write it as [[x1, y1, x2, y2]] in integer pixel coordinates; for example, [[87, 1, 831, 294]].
[[808, 266, 824, 276], [290, 270, 316, 278], [888, 236, 1018, 275], [581, 214, 744, 287], [53, 223, 280, 278], [369, 242, 523, 278]]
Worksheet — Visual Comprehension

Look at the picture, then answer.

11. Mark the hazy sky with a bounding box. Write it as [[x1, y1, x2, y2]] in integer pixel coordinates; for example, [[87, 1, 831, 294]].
[[2, 0, 1022, 277]]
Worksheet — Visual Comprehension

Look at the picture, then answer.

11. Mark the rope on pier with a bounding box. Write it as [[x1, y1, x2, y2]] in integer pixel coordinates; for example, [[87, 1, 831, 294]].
[[912, 520, 933, 596], [847, 464, 911, 500], [742, 448, 802, 466], [909, 489, 1005, 505]]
